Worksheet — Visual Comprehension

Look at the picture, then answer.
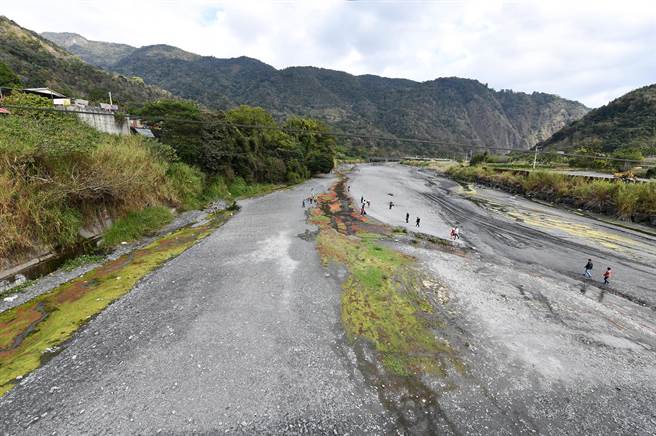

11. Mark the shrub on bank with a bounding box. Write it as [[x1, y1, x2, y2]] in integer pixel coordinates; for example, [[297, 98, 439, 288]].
[[165, 162, 205, 211]]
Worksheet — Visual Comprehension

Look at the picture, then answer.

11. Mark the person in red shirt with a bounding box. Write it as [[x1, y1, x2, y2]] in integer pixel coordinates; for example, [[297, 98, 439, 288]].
[[603, 267, 612, 285]]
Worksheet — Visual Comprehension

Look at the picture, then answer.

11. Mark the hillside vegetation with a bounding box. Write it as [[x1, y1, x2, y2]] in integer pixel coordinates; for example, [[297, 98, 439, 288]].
[[540, 84, 656, 155], [0, 17, 170, 107], [43, 32, 589, 155], [0, 93, 335, 267], [0, 93, 195, 265], [42, 31, 136, 69]]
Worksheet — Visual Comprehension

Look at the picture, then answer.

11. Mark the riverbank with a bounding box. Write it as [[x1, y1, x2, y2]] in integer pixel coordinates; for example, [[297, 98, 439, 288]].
[[0, 207, 235, 397], [445, 165, 656, 226]]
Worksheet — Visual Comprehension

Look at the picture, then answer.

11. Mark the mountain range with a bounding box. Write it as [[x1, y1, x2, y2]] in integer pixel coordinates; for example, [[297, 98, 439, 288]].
[[42, 30, 589, 155]]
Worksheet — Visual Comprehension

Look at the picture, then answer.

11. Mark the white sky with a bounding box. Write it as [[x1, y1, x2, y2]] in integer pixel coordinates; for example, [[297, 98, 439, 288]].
[[3, 0, 655, 107]]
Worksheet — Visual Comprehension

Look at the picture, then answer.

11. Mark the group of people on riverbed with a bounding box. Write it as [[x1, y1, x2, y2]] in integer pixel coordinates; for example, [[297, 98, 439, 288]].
[[360, 194, 423, 228], [307, 188, 614, 287]]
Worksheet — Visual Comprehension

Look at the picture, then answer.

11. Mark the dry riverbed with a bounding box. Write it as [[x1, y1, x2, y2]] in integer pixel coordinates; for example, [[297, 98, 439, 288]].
[[346, 163, 656, 434]]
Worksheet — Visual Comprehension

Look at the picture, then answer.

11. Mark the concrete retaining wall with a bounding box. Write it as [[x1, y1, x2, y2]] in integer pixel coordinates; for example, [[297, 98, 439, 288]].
[[66, 107, 130, 135]]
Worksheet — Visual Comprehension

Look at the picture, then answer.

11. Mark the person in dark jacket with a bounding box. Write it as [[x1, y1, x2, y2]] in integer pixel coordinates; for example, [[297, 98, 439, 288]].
[[583, 259, 593, 278], [405, 212, 409, 223], [416, 217, 421, 227]]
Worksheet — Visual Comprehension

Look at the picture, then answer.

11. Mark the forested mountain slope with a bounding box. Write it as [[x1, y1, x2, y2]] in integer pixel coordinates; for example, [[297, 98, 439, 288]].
[[0, 17, 170, 107], [539, 84, 656, 153], [44, 31, 589, 154]]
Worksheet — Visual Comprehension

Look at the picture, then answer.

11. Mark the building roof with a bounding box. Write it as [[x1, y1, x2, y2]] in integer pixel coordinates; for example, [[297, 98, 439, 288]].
[[22, 88, 66, 98], [132, 127, 155, 138]]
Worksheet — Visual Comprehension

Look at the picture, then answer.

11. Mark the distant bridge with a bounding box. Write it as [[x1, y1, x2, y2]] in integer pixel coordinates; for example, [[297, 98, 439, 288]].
[[368, 156, 452, 163]]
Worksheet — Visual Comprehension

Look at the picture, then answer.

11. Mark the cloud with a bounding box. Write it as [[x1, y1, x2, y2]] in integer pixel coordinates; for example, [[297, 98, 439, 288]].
[[3, 0, 655, 107]]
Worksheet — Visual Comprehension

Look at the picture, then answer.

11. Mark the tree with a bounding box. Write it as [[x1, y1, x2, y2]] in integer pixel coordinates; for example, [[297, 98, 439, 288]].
[[284, 117, 336, 175], [0, 62, 21, 87], [470, 151, 489, 166], [138, 99, 203, 166]]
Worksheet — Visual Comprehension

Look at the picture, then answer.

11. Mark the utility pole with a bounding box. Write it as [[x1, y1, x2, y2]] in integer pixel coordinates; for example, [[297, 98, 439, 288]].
[[532, 146, 540, 169]]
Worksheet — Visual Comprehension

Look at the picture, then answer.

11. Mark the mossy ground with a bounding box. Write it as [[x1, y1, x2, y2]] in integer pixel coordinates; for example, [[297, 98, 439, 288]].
[[312, 177, 457, 376], [0, 211, 232, 397]]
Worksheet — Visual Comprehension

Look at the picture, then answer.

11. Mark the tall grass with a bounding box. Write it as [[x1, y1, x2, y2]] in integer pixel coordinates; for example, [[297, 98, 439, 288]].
[[0, 93, 204, 262]]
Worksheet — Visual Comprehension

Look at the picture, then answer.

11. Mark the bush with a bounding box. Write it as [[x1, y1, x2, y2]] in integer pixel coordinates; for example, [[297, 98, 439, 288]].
[[572, 180, 616, 210], [0, 62, 20, 87], [201, 177, 230, 203], [470, 152, 489, 165], [227, 177, 279, 199], [646, 167, 656, 179], [87, 136, 169, 207], [165, 162, 205, 210], [101, 207, 173, 247]]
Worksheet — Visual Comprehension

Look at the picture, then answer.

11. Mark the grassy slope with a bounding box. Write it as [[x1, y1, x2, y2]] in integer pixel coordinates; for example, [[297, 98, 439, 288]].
[[0, 92, 204, 265]]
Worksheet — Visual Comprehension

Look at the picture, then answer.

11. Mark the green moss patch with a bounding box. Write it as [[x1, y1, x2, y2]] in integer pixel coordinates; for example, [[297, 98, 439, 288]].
[[312, 178, 457, 376], [0, 211, 232, 397]]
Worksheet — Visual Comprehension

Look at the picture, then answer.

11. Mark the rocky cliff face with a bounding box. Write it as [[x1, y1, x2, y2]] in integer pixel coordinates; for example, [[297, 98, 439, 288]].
[[43, 31, 590, 154], [41, 31, 136, 69]]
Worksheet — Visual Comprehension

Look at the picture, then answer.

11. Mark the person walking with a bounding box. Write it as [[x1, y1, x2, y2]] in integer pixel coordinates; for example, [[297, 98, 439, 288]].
[[367, 200, 371, 207], [389, 201, 394, 210], [603, 267, 612, 285], [360, 196, 364, 204], [360, 203, 366, 216], [450, 227, 456, 240], [454, 226, 460, 240], [405, 212, 409, 223], [416, 217, 421, 227], [583, 259, 593, 278], [302, 199, 306, 208]]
